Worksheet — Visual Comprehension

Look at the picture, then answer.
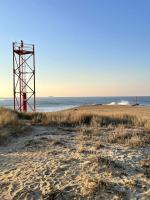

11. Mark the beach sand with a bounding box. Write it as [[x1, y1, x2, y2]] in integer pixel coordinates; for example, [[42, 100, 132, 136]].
[[0, 105, 150, 199]]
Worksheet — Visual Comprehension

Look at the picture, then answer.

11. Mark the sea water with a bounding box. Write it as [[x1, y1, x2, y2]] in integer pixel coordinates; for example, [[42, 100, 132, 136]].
[[0, 96, 150, 112]]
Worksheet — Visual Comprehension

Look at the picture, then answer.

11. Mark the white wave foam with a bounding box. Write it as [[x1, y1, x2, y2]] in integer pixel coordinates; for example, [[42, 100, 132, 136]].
[[118, 100, 129, 105], [106, 100, 130, 106], [107, 102, 116, 105]]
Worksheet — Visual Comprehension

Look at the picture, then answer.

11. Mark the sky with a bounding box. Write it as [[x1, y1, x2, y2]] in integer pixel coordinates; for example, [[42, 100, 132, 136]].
[[0, 0, 150, 97]]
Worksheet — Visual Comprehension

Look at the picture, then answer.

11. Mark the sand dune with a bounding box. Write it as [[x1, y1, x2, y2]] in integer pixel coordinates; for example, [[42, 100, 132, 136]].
[[0, 106, 150, 199]]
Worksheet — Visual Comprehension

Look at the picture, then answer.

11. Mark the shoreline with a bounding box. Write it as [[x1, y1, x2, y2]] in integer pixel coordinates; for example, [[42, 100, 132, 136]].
[[22, 103, 150, 113], [1, 96, 150, 112]]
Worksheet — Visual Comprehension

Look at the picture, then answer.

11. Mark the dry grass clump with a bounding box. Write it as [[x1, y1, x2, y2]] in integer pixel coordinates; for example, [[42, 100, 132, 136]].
[[0, 108, 26, 145], [30, 111, 93, 126], [106, 127, 133, 144], [79, 123, 150, 148], [80, 124, 149, 148], [78, 171, 114, 198], [0, 107, 18, 126], [77, 173, 98, 196], [125, 135, 141, 147], [143, 119, 150, 129], [91, 113, 141, 127], [105, 126, 150, 147]]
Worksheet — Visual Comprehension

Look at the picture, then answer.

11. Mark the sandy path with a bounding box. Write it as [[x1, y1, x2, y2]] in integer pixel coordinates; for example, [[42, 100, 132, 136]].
[[0, 126, 150, 200], [0, 126, 81, 199]]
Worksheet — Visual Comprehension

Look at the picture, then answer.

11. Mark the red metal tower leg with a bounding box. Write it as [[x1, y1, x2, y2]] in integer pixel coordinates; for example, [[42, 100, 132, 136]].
[[13, 40, 36, 112]]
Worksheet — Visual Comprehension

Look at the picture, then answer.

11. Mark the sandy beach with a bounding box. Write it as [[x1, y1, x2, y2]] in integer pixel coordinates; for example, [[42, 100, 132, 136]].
[[0, 105, 150, 200], [1, 0, 150, 199]]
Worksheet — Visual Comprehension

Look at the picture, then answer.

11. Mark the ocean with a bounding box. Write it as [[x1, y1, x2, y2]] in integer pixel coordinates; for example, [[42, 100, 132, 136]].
[[1, 96, 150, 112]]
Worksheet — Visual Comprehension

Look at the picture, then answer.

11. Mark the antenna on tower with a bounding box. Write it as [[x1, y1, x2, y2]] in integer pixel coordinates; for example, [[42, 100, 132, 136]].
[[13, 40, 36, 112]]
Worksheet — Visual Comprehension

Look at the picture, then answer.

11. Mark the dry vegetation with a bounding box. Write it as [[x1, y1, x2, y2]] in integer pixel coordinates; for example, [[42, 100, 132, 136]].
[[19, 108, 149, 128], [0, 108, 26, 144], [1, 105, 150, 128], [0, 106, 150, 199], [0, 107, 148, 145]]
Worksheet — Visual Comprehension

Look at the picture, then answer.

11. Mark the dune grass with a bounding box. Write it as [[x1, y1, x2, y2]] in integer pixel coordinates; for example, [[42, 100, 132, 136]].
[[29, 110, 143, 127], [0, 107, 18, 126], [0, 108, 26, 144], [0, 107, 145, 129], [0, 107, 150, 199], [0, 107, 150, 145]]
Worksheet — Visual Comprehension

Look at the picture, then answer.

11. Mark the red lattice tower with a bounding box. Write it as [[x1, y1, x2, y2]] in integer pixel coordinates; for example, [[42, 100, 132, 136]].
[[13, 40, 36, 112]]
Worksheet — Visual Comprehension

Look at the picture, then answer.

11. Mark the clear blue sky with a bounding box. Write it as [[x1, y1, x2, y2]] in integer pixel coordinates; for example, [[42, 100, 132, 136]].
[[0, 0, 150, 97]]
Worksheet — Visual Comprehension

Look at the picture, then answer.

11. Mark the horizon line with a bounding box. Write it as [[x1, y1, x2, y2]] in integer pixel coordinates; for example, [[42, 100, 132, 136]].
[[1, 95, 150, 98]]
